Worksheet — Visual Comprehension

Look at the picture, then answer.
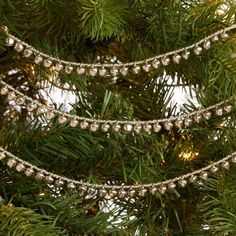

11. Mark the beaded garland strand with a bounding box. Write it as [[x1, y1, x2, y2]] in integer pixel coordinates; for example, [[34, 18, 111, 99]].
[[0, 78, 233, 134], [1, 24, 236, 77], [0, 146, 236, 198]]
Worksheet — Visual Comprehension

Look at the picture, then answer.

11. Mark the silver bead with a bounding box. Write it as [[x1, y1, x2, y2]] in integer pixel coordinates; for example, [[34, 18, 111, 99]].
[[67, 182, 76, 190], [109, 189, 117, 198], [112, 123, 121, 132], [200, 172, 208, 181], [45, 110, 54, 120], [0, 152, 6, 160], [211, 35, 219, 42], [153, 123, 162, 133], [173, 54, 181, 64], [90, 122, 99, 132], [158, 185, 167, 194], [80, 120, 89, 129], [142, 63, 151, 72], [194, 46, 203, 55], [161, 57, 170, 66], [110, 67, 119, 76], [99, 189, 107, 198], [98, 67, 107, 76], [120, 67, 128, 76], [23, 48, 33, 58], [0, 87, 9, 95], [34, 55, 43, 64], [70, 119, 79, 127], [194, 114, 202, 123], [128, 189, 136, 197], [45, 175, 54, 183], [35, 172, 44, 180], [203, 111, 212, 120], [232, 156, 236, 163], [16, 97, 25, 105], [184, 118, 192, 127], [215, 108, 223, 116], [164, 121, 173, 131], [132, 65, 141, 74], [224, 105, 232, 113], [65, 65, 73, 74], [15, 163, 25, 172], [55, 63, 64, 72], [203, 40, 211, 50], [168, 182, 176, 190], [77, 67, 86, 75], [14, 42, 24, 52], [189, 175, 197, 183], [58, 116, 67, 124], [139, 188, 147, 197], [123, 123, 133, 132], [210, 165, 218, 173], [143, 124, 152, 133], [178, 179, 187, 188], [118, 189, 127, 198], [152, 59, 161, 69], [101, 123, 110, 132], [25, 168, 34, 177], [43, 59, 52, 68], [89, 67, 97, 76], [27, 103, 37, 112], [7, 92, 16, 101], [182, 51, 191, 60], [55, 179, 64, 187], [221, 32, 229, 41], [175, 119, 183, 129], [133, 124, 142, 133], [221, 161, 230, 170], [150, 186, 158, 195]]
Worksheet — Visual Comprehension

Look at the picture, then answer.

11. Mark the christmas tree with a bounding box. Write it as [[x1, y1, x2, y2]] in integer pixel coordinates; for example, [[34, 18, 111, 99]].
[[0, 0, 236, 235]]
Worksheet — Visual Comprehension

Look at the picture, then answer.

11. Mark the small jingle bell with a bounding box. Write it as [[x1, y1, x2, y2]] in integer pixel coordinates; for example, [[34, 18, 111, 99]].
[[99, 189, 107, 198], [0, 87, 9, 95], [120, 67, 128, 76], [55, 63, 64, 72], [99, 67, 107, 76], [132, 65, 141, 74], [129, 189, 136, 197], [203, 112, 212, 120], [153, 123, 161, 133], [221, 161, 230, 170], [215, 108, 223, 116], [65, 65, 73, 74], [0, 152, 6, 160], [112, 123, 121, 132], [173, 54, 181, 64], [194, 46, 203, 55], [211, 35, 219, 42], [55, 179, 64, 187], [58, 116, 67, 124], [110, 67, 119, 76], [89, 67, 98, 76], [210, 165, 218, 173], [118, 189, 127, 198], [175, 119, 183, 129], [101, 123, 110, 132], [23, 49, 33, 58], [189, 175, 197, 183], [14, 42, 24, 52], [143, 124, 152, 133], [203, 40, 211, 50], [224, 105, 232, 113], [142, 63, 151, 72], [43, 59, 52, 68], [152, 59, 161, 69], [133, 124, 142, 133], [178, 179, 187, 188], [232, 156, 236, 163], [168, 182, 176, 190], [164, 121, 173, 131], [109, 189, 118, 198], [221, 32, 229, 41], [90, 123, 99, 132], [161, 57, 170, 66], [200, 172, 208, 181], [7, 92, 16, 101], [15, 163, 25, 172], [182, 51, 190, 60], [80, 120, 89, 129], [70, 119, 79, 127], [35, 172, 44, 180], [34, 55, 43, 64], [24, 168, 34, 177], [123, 124, 133, 132], [139, 188, 147, 197], [77, 67, 86, 75], [45, 175, 54, 183], [158, 185, 167, 194], [150, 186, 158, 195], [67, 182, 76, 190]]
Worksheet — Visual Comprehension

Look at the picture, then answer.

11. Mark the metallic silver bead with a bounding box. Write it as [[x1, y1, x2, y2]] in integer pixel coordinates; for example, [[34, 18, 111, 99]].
[[128, 189, 136, 197], [67, 182, 76, 190], [109, 189, 117, 198], [194, 114, 202, 123], [139, 188, 147, 197], [15, 163, 25, 172], [194, 46, 203, 55], [215, 108, 223, 116], [118, 189, 127, 198], [112, 123, 121, 132], [173, 54, 181, 64], [99, 189, 107, 198], [152, 59, 161, 69], [80, 120, 89, 129], [158, 185, 167, 194], [203, 111, 212, 120], [175, 119, 183, 129], [55, 179, 64, 187], [110, 67, 119, 76], [98, 67, 107, 76], [23, 48, 33, 57], [70, 119, 79, 127], [7, 92, 16, 101], [43, 59, 52, 68], [34, 55, 43, 64], [221, 32, 229, 41], [0, 152, 6, 160], [200, 172, 208, 181], [224, 105, 232, 113], [143, 124, 152, 133], [184, 118, 192, 127], [55, 63, 64, 72], [189, 175, 197, 183], [123, 123, 133, 132], [45, 110, 54, 120], [153, 123, 162, 133], [132, 65, 141, 74], [142, 63, 151, 72], [182, 51, 190, 60], [232, 156, 236, 163], [45, 175, 54, 183], [211, 35, 219, 42], [164, 121, 173, 131], [16, 97, 25, 105], [25, 168, 34, 177], [89, 67, 97, 76], [0, 87, 9, 95], [168, 182, 176, 190], [120, 67, 128, 76], [178, 179, 187, 188], [27, 103, 37, 112], [14, 42, 24, 52], [161, 57, 170, 66], [133, 124, 142, 133], [58, 116, 67, 124], [101, 123, 110, 132], [35, 172, 44, 180], [221, 161, 230, 170], [210, 165, 218, 173], [65, 65, 73, 74], [77, 67, 86, 75], [90, 122, 99, 132], [150, 186, 158, 195], [203, 40, 211, 50]]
